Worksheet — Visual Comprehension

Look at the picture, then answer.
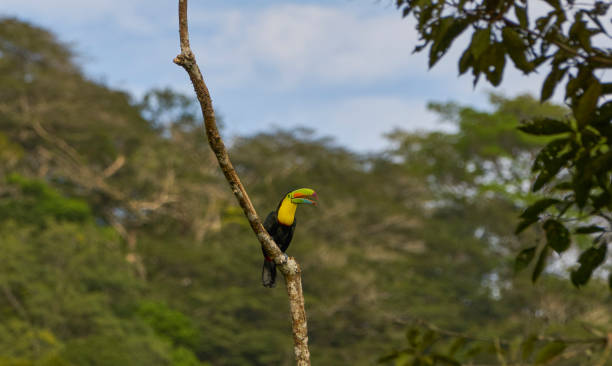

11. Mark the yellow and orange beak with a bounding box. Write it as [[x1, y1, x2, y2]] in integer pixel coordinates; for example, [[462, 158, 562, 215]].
[[289, 188, 317, 206]]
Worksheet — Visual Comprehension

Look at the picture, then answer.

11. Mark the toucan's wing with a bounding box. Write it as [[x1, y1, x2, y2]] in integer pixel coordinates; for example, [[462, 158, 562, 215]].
[[263, 211, 277, 234], [261, 211, 279, 258]]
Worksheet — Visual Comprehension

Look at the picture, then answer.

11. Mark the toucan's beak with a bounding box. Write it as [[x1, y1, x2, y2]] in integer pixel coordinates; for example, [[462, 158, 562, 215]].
[[290, 188, 317, 206]]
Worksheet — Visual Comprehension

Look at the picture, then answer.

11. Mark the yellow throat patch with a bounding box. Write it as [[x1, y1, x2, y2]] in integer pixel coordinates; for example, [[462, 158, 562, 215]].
[[277, 196, 297, 226]]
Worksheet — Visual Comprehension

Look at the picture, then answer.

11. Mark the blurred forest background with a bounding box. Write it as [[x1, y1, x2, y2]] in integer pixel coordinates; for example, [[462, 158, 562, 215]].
[[0, 17, 611, 366]]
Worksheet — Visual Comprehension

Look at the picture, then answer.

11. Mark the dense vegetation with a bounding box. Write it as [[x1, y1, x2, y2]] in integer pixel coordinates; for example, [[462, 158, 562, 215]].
[[0, 18, 610, 366], [396, 0, 612, 284]]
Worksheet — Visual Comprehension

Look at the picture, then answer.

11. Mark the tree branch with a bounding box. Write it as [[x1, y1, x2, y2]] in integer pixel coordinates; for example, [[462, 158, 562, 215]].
[[1, 283, 41, 353], [172, 1, 311, 364], [394, 315, 608, 346], [31, 119, 177, 214], [501, 17, 612, 67], [1, 283, 31, 323]]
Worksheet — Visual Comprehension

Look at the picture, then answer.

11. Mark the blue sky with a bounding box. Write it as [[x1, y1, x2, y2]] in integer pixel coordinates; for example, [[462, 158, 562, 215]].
[[1, 0, 550, 152]]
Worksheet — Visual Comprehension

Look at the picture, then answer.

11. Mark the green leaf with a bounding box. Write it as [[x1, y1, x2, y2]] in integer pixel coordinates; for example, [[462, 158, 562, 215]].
[[575, 225, 605, 234], [428, 17, 469, 68], [543, 0, 561, 10], [515, 216, 539, 234], [481, 42, 506, 86], [592, 190, 611, 211], [448, 337, 466, 356], [575, 80, 602, 127], [402, 6, 411, 18], [458, 47, 473, 75], [518, 118, 572, 135], [532, 173, 552, 193], [417, 355, 435, 365], [580, 127, 601, 149], [521, 334, 537, 361], [541, 66, 567, 101], [609, 272, 612, 291], [515, 246, 536, 273], [419, 329, 439, 351], [407, 327, 420, 347], [502, 27, 533, 73], [534, 341, 566, 365], [501, 27, 525, 50], [543, 219, 570, 253], [593, 101, 612, 126], [573, 155, 593, 208], [464, 342, 485, 358], [532, 246, 548, 283], [574, 181, 592, 208], [507, 36, 533, 70], [509, 336, 523, 361], [470, 28, 491, 59], [514, 5, 528, 28], [432, 354, 461, 366], [554, 181, 573, 190], [569, 14, 593, 52], [520, 198, 560, 219], [530, 138, 570, 191], [565, 65, 593, 101], [571, 244, 607, 287], [586, 149, 612, 176], [378, 351, 400, 363]]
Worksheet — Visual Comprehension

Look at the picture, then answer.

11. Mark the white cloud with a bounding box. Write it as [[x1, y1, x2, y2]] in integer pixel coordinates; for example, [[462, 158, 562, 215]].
[[192, 4, 425, 90], [2, 0, 581, 154], [1, 0, 116, 17], [0, 0, 171, 35], [269, 95, 454, 152]]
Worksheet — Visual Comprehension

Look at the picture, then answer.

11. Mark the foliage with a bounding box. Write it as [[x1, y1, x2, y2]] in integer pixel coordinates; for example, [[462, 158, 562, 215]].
[[0, 173, 91, 225], [1, 17, 611, 366], [379, 323, 609, 366], [137, 301, 200, 350], [396, 0, 612, 286]]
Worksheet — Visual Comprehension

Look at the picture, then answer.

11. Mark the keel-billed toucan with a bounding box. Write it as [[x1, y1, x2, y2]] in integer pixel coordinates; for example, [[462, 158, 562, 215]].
[[262, 188, 317, 288]]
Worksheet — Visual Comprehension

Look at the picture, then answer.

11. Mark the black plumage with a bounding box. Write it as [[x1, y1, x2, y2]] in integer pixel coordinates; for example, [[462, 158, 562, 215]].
[[261, 201, 296, 288]]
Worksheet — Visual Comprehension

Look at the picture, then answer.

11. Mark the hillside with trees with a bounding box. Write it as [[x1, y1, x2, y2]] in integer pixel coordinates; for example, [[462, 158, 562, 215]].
[[0, 17, 610, 366]]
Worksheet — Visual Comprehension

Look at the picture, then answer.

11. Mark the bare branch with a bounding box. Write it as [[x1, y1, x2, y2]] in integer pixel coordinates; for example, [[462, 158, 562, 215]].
[[393, 315, 608, 347], [173, 1, 311, 364], [30, 113, 177, 215], [1, 284, 31, 323], [595, 334, 612, 366], [102, 155, 125, 178], [1, 284, 40, 352]]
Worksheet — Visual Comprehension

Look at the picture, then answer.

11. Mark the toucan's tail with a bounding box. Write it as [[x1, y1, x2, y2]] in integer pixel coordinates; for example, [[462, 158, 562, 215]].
[[262, 259, 276, 288]]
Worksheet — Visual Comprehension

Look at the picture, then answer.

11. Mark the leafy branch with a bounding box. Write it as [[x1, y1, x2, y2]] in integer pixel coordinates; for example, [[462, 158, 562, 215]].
[[382, 316, 610, 365], [396, 0, 612, 288]]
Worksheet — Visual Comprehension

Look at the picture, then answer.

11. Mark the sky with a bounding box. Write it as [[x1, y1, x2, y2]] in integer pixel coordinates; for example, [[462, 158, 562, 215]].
[[1, 0, 557, 152]]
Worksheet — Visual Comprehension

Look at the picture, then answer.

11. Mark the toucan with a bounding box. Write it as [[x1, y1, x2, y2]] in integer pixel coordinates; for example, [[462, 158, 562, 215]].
[[262, 188, 317, 288]]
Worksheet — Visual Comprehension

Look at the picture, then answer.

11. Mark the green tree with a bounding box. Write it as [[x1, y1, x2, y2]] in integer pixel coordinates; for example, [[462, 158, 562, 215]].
[[396, 0, 612, 287], [0, 18, 217, 366], [379, 94, 612, 365], [2, 16, 611, 366]]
